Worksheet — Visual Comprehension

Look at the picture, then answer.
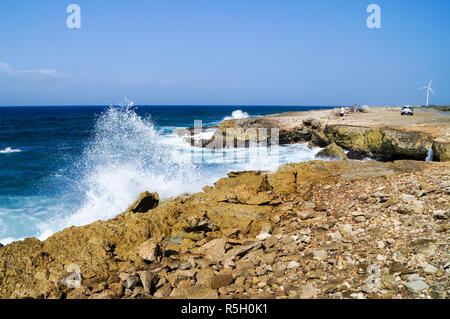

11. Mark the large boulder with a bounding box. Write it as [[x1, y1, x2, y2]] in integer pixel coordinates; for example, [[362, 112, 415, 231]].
[[324, 125, 434, 161], [126, 191, 159, 213], [316, 143, 348, 160]]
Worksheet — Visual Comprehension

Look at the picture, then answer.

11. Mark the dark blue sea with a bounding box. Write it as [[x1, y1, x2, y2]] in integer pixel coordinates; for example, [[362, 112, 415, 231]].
[[0, 105, 332, 244]]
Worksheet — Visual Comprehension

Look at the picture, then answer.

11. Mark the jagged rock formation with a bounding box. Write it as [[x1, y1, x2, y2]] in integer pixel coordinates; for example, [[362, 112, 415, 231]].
[[0, 160, 448, 299], [126, 191, 160, 213], [432, 140, 450, 162], [186, 108, 450, 161]]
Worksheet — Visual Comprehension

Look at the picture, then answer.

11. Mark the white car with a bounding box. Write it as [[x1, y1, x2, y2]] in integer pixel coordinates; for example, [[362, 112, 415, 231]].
[[400, 106, 414, 116]]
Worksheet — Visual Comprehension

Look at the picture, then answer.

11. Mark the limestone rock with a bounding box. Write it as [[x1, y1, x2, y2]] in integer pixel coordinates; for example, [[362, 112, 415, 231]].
[[300, 283, 319, 298], [139, 271, 159, 294], [138, 239, 161, 262], [209, 273, 233, 289], [311, 250, 327, 261], [405, 280, 429, 294], [127, 191, 159, 213], [125, 274, 140, 290], [397, 201, 424, 215], [171, 287, 218, 299], [0, 160, 448, 300], [316, 143, 348, 160], [154, 283, 172, 298], [193, 238, 226, 263], [432, 140, 450, 162]]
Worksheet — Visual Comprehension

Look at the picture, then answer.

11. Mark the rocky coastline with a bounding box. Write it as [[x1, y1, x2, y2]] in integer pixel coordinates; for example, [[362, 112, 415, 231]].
[[1, 107, 449, 299], [178, 107, 450, 161], [0, 160, 448, 299]]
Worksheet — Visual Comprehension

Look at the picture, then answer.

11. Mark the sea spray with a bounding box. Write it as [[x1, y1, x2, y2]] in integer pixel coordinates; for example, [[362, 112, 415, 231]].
[[37, 106, 207, 239], [223, 110, 250, 121], [425, 146, 433, 161], [0, 147, 22, 154], [0, 105, 328, 243], [37, 107, 319, 240]]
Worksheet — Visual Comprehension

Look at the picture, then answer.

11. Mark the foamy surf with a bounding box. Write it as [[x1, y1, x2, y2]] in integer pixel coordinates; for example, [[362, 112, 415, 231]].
[[0, 106, 320, 243], [223, 110, 250, 121], [36, 106, 209, 240], [0, 147, 21, 154]]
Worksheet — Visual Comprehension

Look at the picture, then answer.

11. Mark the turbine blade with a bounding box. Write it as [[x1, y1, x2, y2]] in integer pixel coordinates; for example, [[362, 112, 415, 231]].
[[419, 86, 427, 90], [429, 88, 436, 95]]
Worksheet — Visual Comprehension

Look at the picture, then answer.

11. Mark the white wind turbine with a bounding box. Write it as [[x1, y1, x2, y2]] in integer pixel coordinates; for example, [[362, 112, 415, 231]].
[[419, 78, 436, 106]]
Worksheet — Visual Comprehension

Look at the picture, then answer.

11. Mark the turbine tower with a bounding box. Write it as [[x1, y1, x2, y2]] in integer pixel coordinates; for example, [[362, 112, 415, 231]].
[[419, 78, 436, 106]]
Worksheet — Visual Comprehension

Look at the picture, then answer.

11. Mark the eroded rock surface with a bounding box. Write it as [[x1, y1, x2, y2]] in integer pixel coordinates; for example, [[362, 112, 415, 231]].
[[316, 143, 348, 160], [186, 107, 450, 161], [0, 160, 448, 299]]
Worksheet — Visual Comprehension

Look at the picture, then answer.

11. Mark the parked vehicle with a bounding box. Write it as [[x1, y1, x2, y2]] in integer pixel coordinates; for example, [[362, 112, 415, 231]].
[[401, 106, 414, 116]]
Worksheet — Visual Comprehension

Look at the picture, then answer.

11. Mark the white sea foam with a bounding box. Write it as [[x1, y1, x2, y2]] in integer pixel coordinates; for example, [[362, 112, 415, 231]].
[[223, 110, 250, 121], [0, 237, 19, 245], [0, 147, 21, 154], [28, 106, 320, 241], [37, 106, 209, 239]]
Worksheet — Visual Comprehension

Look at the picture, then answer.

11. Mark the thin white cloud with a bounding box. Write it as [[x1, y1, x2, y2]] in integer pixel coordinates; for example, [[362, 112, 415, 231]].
[[0, 62, 68, 78]]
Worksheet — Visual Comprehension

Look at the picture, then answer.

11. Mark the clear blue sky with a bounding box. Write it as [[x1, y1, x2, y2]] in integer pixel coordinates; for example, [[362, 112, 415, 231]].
[[0, 0, 448, 106]]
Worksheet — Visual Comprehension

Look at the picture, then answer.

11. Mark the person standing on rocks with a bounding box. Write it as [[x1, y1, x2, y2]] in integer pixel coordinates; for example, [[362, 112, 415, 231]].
[[340, 107, 345, 120]]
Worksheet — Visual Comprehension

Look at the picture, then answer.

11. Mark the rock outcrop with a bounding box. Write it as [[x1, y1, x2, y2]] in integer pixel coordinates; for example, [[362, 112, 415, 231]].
[[432, 140, 450, 162], [316, 143, 348, 160], [320, 126, 434, 161], [0, 160, 448, 299], [184, 107, 450, 162], [126, 191, 159, 213]]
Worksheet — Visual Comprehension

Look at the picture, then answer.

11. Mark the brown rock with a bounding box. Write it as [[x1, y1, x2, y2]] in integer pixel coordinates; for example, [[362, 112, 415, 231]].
[[389, 262, 414, 275], [154, 283, 172, 298], [397, 201, 424, 215], [195, 268, 214, 288], [210, 273, 233, 289], [138, 239, 161, 262], [316, 143, 348, 160], [193, 238, 226, 263], [127, 191, 159, 213], [235, 260, 255, 276], [139, 271, 159, 295], [190, 288, 220, 299], [300, 283, 319, 298]]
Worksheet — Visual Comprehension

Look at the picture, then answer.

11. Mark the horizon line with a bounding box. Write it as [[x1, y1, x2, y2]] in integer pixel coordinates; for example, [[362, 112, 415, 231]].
[[0, 104, 414, 108]]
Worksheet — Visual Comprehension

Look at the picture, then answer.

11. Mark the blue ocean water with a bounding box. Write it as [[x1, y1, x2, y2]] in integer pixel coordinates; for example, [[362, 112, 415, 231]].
[[0, 105, 332, 244]]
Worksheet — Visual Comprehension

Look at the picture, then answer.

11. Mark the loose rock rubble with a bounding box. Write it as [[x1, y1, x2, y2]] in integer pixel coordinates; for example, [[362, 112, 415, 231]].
[[0, 160, 448, 299]]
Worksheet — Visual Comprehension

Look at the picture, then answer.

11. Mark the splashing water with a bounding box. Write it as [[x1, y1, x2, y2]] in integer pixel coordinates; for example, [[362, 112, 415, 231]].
[[0, 105, 337, 244], [0, 147, 22, 154], [37, 106, 205, 239], [425, 146, 433, 161], [0, 105, 321, 243], [223, 110, 250, 121]]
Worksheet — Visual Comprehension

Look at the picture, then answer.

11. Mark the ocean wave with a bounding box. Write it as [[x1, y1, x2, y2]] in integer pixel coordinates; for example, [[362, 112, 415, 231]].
[[0, 147, 21, 154], [223, 110, 250, 121], [37, 106, 209, 240], [0, 105, 320, 242]]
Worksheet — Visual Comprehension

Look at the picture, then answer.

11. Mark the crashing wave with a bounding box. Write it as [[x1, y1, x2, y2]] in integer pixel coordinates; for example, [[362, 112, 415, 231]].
[[37, 106, 206, 240], [223, 110, 250, 121], [0, 147, 21, 154]]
